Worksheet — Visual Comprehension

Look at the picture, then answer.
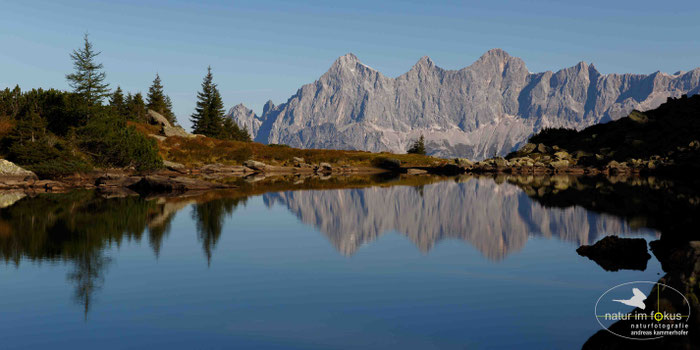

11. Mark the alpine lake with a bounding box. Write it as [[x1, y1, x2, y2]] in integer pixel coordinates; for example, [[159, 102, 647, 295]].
[[1, 173, 697, 349]]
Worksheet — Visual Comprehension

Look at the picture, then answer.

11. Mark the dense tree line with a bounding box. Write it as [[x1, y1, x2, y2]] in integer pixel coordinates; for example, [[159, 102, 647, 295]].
[[0, 34, 251, 178]]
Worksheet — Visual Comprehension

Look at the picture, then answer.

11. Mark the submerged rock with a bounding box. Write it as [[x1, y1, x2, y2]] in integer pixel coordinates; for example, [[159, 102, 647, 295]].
[[576, 236, 651, 271]]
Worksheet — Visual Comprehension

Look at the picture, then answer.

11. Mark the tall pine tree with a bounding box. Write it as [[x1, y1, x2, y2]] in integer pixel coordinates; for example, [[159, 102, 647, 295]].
[[66, 33, 110, 111], [191, 66, 224, 137], [146, 73, 176, 124]]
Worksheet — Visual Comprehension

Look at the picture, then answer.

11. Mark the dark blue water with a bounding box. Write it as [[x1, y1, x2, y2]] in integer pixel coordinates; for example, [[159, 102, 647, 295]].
[[0, 178, 662, 349]]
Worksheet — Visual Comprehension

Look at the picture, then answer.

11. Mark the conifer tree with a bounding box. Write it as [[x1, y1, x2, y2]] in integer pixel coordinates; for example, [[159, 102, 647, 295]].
[[407, 134, 426, 155], [220, 117, 251, 142], [127, 92, 147, 121], [164, 95, 176, 124], [146, 75, 165, 112], [109, 86, 127, 118], [66, 33, 110, 109], [191, 66, 225, 137]]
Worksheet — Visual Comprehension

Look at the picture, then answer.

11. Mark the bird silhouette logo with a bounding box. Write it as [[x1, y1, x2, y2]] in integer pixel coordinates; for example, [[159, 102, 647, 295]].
[[612, 288, 647, 310]]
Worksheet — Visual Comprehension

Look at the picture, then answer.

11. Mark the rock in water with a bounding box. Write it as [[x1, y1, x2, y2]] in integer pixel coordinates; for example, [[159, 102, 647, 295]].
[[226, 50, 700, 159], [576, 236, 651, 271]]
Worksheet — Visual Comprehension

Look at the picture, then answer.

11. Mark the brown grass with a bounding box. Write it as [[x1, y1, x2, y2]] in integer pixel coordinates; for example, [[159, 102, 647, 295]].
[[126, 121, 446, 167], [127, 121, 161, 136]]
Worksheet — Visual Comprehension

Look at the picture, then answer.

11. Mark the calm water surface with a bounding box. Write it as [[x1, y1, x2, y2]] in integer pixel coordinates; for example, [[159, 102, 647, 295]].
[[0, 177, 663, 349]]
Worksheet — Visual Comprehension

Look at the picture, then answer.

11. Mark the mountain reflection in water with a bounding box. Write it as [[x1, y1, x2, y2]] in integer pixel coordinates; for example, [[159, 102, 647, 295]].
[[1, 173, 695, 349]]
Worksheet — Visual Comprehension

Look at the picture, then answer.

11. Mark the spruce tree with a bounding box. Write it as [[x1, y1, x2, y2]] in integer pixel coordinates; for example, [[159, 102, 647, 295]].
[[146, 75, 166, 112], [164, 95, 176, 124], [220, 117, 251, 142], [407, 135, 426, 155], [191, 66, 224, 137], [66, 33, 110, 109], [109, 86, 127, 118], [127, 92, 147, 121]]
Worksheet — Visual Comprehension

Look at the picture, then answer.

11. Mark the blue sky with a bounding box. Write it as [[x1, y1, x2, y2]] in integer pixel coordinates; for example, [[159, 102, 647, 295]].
[[1, 0, 699, 130]]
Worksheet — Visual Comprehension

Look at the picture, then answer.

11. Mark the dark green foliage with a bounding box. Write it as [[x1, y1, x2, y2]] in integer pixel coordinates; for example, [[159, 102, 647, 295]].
[[0, 85, 22, 118], [191, 66, 225, 137], [109, 86, 128, 118], [77, 114, 163, 171], [65, 33, 110, 107], [220, 117, 251, 141], [146, 74, 176, 124], [4, 113, 92, 178], [125, 92, 147, 122], [407, 135, 426, 155], [164, 95, 176, 123]]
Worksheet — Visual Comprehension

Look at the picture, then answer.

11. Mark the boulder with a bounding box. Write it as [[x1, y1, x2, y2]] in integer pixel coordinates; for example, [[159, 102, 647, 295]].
[[454, 158, 474, 167], [243, 160, 268, 171], [163, 125, 194, 138], [628, 110, 649, 124], [292, 157, 305, 164], [576, 236, 651, 271], [163, 160, 186, 170], [0, 159, 37, 179], [553, 151, 571, 160], [147, 109, 171, 127], [520, 143, 537, 155], [536, 143, 551, 153], [406, 168, 428, 175], [492, 157, 508, 168], [550, 160, 570, 169], [127, 175, 225, 195]]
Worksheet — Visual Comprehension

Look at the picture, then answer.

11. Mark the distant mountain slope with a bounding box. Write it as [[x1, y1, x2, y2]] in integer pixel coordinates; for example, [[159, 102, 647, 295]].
[[227, 49, 700, 159]]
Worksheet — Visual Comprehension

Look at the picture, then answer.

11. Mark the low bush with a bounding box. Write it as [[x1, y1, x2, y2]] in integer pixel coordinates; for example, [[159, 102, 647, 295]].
[[78, 115, 163, 171]]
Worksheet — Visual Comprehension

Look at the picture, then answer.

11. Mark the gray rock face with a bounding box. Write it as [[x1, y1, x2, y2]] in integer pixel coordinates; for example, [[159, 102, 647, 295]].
[[0, 159, 36, 178], [226, 49, 700, 159]]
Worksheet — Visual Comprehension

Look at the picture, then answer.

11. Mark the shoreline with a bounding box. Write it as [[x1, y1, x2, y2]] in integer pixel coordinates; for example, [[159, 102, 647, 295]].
[[0, 158, 676, 195]]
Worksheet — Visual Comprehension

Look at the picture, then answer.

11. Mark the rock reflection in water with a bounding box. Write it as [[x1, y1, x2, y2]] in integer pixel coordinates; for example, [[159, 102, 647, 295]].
[[264, 176, 656, 259]]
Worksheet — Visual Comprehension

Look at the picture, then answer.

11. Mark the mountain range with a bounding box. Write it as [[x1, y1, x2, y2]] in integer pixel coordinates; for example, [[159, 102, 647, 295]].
[[227, 49, 700, 159]]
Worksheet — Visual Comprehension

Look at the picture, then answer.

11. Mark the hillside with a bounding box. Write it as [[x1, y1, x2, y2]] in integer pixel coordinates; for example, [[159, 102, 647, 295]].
[[506, 94, 700, 175]]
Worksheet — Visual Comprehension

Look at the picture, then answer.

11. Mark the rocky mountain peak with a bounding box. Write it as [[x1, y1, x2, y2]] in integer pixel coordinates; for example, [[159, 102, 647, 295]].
[[414, 56, 435, 68], [262, 100, 276, 115], [332, 53, 360, 68], [478, 48, 511, 62], [227, 51, 700, 160]]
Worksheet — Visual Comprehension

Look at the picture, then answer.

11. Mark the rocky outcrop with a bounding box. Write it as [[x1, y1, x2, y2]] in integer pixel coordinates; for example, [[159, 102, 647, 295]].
[[147, 109, 194, 138], [127, 175, 232, 195], [227, 50, 700, 159], [0, 159, 37, 179], [576, 236, 651, 271]]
